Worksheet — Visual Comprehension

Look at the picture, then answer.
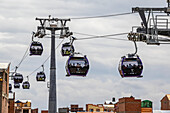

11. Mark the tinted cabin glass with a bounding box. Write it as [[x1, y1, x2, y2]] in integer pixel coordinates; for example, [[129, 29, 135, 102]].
[[68, 57, 89, 76], [62, 44, 74, 56], [22, 81, 30, 89], [30, 42, 43, 55], [9, 84, 12, 91], [14, 83, 20, 88], [14, 73, 23, 83], [36, 72, 46, 81], [122, 58, 143, 77]]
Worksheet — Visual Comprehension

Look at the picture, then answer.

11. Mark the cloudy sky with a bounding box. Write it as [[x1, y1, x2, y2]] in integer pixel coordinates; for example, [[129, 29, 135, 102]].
[[1, 0, 170, 112]]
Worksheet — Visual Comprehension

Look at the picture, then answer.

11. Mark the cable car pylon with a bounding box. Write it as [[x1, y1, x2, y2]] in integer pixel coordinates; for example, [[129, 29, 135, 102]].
[[128, 1, 170, 45], [35, 16, 71, 113]]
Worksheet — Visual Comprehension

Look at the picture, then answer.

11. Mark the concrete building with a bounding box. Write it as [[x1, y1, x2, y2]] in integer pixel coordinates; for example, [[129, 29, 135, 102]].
[[15, 100, 31, 113], [114, 96, 141, 113], [0, 63, 10, 113], [86, 104, 104, 112], [59, 108, 69, 113], [103, 101, 115, 112], [161, 94, 170, 110]]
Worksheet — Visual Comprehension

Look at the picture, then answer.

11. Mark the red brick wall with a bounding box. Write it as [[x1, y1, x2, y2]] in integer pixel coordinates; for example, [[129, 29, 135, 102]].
[[161, 96, 170, 110], [8, 99, 15, 113], [41, 110, 48, 113], [32, 108, 38, 113], [125, 100, 141, 112], [0, 67, 10, 113], [116, 97, 141, 113]]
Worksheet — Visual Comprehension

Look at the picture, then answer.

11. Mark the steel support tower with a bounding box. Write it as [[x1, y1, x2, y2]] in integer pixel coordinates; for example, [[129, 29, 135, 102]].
[[35, 17, 70, 113]]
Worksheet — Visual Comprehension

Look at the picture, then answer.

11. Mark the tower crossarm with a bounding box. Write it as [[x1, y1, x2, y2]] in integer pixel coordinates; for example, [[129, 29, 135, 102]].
[[132, 7, 170, 14]]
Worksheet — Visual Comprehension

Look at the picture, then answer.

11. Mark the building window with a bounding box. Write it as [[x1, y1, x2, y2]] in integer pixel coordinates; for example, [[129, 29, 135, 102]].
[[24, 104, 28, 107], [89, 109, 93, 112], [0, 73, 3, 82], [17, 104, 20, 107], [96, 109, 100, 112], [5, 72, 7, 82]]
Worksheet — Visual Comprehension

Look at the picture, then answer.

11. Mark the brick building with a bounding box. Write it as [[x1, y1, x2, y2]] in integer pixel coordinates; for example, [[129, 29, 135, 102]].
[[31, 108, 38, 113], [86, 104, 104, 112], [70, 104, 84, 112], [0, 63, 10, 113], [114, 96, 141, 113], [8, 92, 15, 113], [161, 94, 170, 110], [41, 110, 48, 113]]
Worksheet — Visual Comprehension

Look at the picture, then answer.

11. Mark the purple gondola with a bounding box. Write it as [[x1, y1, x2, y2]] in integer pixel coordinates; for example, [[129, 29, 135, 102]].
[[61, 42, 74, 56], [66, 53, 89, 77], [118, 54, 143, 78], [14, 82, 20, 89], [14, 73, 23, 83], [30, 41, 43, 56], [36, 71, 46, 82]]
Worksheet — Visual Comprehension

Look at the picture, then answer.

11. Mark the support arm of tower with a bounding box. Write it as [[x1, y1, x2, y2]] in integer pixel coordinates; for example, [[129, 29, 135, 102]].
[[132, 7, 170, 13]]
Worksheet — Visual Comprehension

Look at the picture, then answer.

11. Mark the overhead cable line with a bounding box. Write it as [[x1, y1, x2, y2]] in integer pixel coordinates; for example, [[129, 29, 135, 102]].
[[11, 38, 41, 71], [70, 12, 134, 20], [11, 42, 31, 71], [73, 32, 96, 37], [75, 32, 129, 41], [27, 39, 65, 77]]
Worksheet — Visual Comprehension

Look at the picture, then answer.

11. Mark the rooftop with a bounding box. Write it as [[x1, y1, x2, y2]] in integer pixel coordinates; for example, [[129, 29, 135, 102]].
[[166, 94, 170, 100], [0, 63, 10, 70], [15, 100, 31, 103]]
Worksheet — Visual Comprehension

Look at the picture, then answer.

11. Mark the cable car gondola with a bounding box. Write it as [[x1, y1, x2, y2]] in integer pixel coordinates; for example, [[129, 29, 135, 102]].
[[9, 83, 12, 92], [30, 41, 43, 56], [14, 82, 20, 89], [36, 71, 46, 81], [66, 53, 89, 77], [14, 73, 23, 83], [22, 81, 30, 89], [61, 42, 75, 56], [118, 54, 143, 78]]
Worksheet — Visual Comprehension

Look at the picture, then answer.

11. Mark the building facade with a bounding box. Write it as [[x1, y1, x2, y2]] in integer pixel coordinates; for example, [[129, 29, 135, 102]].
[[114, 96, 141, 113], [104, 101, 115, 112], [41, 110, 48, 113], [70, 104, 84, 112], [141, 100, 153, 113], [0, 63, 10, 113], [31, 108, 38, 113], [15, 100, 31, 113], [8, 92, 15, 113], [86, 104, 104, 112], [59, 108, 69, 113], [161, 94, 170, 110]]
